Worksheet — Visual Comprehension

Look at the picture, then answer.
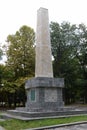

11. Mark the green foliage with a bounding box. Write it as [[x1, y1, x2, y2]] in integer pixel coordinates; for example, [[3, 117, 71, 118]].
[[50, 22, 87, 104], [0, 25, 35, 107], [0, 48, 3, 60], [0, 64, 5, 87], [50, 22, 77, 77], [6, 25, 35, 78]]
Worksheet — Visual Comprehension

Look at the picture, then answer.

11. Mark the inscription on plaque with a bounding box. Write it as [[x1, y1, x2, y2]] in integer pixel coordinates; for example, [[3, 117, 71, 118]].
[[30, 89, 35, 101]]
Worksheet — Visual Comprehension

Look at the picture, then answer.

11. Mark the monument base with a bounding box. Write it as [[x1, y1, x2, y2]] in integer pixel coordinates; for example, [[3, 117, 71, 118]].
[[6, 107, 87, 120], [24, 77, 64, 112], [5, 77, 65, 120], [6, 77, 87, 120]]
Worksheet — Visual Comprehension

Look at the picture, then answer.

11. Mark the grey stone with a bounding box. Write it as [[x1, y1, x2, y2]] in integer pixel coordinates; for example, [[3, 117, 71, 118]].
[[35, 8, 53, 78], [25, 77, 64, 89], [7, 109, 87, 118], [25, 77, 64, 112], [24, 8, 64, 113], [0, 126, 5, 130]]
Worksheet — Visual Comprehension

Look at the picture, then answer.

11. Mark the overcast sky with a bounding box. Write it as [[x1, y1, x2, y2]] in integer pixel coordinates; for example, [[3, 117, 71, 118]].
[[0, 0, 87, 44], [0, 0, 87, 63]]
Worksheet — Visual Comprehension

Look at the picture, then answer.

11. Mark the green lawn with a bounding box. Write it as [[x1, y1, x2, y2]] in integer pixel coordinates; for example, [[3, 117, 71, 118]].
[[0, 115, 87, 130]]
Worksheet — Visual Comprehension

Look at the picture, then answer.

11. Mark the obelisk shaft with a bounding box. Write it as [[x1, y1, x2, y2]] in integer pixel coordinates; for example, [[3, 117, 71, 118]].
[[35, 7, 53, 77]]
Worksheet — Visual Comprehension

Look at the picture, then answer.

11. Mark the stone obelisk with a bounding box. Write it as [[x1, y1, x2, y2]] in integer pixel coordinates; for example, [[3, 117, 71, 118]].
[[25, 7, 64, 113], [7, 8, 64, 118], [35, 8, 53, 78]]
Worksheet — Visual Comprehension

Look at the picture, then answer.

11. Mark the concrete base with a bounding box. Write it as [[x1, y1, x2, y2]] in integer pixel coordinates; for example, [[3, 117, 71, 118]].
[[5, 77, 65, 120], [5, 105, 87, 120], [25, 77, 64, 112], [6, 109, 87, 120]]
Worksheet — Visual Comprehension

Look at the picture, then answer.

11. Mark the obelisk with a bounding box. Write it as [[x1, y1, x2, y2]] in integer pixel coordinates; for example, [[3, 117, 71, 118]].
[[7, 8, 64, 118], [25, 7, 64, 113], [35, 8, 53, 77]]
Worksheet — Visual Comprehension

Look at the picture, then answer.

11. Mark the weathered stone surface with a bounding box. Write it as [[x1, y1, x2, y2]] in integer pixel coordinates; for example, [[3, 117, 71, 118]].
[[25, 77, 64, 112], [7, 109, 87, 118], [35, 7, 53, 77], [25, 77, 64, 89]]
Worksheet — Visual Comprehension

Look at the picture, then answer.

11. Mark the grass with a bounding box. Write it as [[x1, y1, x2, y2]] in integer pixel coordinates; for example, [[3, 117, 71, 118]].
[[0, 115, 87, 130]]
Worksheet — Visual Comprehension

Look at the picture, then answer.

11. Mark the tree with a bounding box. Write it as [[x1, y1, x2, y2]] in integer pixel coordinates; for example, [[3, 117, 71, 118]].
[[0, 48, 3, 60], [74, 24, 87, 103], [0, 48, 3, 94], [50, 21, 87, 104], [2, 25, 35, 107], [50, 22, 78, 77], [0, 64, 7, 107], [6, 25, 35, 78], [0, 46, 4, 90]]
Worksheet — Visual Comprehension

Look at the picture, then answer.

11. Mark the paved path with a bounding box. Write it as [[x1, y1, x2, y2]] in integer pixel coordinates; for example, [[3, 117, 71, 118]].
[[0, 126, 5, 130], [47, 124, 87, 130]]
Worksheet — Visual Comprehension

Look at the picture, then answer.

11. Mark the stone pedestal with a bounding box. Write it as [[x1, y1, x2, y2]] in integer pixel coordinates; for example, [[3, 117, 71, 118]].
[[25, 77, 64, 112]]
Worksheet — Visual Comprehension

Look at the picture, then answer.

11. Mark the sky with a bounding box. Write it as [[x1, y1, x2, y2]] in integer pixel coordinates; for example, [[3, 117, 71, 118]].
[[0, 0, 87, 63]]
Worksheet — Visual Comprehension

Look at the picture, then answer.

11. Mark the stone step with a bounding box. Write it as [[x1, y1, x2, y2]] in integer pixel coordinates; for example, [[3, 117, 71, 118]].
[[2, 109, 87, 120]]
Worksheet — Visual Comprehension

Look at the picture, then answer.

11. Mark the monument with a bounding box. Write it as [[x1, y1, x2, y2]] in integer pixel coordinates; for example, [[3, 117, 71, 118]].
[[6, 7, 87, 119], [25, 7, 64, 112]]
